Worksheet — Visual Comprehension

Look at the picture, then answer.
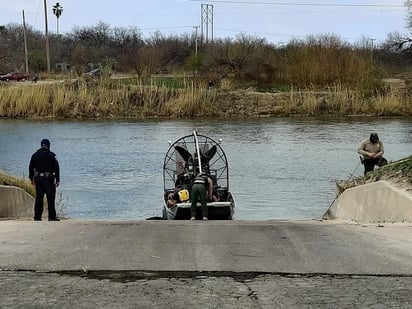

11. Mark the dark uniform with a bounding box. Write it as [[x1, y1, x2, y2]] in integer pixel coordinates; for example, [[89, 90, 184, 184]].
[[190, 174, 208, 220], [29, 139, 60, 221]]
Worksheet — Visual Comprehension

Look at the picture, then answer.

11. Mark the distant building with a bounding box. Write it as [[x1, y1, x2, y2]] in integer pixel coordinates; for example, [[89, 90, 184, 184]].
[[55, 62, 70, 73]]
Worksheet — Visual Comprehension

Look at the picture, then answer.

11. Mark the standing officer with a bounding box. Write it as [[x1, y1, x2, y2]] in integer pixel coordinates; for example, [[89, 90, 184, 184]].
[[29, 139, 60, 221]]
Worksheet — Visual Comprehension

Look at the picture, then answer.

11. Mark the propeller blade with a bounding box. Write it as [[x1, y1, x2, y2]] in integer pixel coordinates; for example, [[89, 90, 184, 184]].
[[202, 145, 217, 162], [175, 146, 192, 162]]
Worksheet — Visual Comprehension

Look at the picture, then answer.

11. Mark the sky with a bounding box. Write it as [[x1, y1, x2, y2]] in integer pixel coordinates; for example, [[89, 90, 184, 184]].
[[0, 0, 410, 45]]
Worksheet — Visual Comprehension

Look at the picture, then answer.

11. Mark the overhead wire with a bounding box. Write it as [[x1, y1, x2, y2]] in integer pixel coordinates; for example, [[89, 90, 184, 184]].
[[188, 0, 406, 8], [139, 26, 194, 31], [215, 26, 366, 41], [33, 0, 42, 29]]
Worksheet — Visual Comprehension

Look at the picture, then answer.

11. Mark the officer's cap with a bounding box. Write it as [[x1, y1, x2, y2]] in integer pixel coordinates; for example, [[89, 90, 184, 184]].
[[41, 139, 50, 148]]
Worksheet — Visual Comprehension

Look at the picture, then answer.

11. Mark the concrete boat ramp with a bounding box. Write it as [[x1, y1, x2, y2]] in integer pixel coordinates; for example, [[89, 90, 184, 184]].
[[1, 219, 412, 308], [1, 219, 412, 275], [1, 180, 412, 307]]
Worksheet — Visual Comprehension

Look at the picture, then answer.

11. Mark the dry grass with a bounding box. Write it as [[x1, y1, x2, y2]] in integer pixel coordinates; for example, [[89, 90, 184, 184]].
[[0, 79, 411, 118], [214, 85, 411, 117], [0, 78, 218, 118], [0, 170, 35, 197]]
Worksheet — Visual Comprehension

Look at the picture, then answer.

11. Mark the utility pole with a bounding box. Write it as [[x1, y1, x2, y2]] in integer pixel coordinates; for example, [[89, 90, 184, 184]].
[[193, 26, 199, 56], [193, 25, 199, 75], [22, 10, 29, 74], [369, 38, 376, 64], [44, 0, 51, 72]]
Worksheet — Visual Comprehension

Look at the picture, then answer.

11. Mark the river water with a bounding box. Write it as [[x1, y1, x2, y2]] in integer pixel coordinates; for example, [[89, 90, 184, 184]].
[[0, 117, 411, 220]]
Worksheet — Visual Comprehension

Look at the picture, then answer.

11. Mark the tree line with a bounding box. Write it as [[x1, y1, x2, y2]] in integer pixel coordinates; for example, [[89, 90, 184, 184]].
[[1, 20, 411, 90]]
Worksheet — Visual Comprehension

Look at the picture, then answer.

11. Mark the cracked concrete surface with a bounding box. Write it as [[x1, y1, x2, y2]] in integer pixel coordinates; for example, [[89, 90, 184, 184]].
[[1, 271, 412, 308], [1, 219, 412, 307], [2, 178, 412, 308]]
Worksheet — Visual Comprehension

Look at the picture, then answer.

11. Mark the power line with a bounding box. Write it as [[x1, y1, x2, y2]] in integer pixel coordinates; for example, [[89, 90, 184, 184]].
[[33, 0, 42, 29], [139, 26, 194, 31], [189, 0, 406, 8], [215, 26, 365, 41], [216, 26, 302, 37], [215, 8, 404, 16]]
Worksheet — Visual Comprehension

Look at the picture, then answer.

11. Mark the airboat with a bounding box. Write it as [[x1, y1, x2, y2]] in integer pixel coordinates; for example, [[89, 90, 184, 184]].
[[162, 131, 235, 220]]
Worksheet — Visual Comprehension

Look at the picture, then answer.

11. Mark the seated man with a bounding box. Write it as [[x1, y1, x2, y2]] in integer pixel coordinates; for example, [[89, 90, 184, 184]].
[[167, 188, 190, 208]]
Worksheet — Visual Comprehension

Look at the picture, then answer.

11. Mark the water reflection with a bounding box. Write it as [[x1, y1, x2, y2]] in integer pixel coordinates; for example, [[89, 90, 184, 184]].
[[0, 117, 410, 220]]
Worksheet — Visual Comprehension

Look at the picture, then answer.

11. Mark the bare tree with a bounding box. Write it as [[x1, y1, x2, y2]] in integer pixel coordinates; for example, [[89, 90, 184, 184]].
[[0, 23, 26, 72], [381, 1, 412, 50], [202, 34, 265, 79], [110, 26, 144, 71]]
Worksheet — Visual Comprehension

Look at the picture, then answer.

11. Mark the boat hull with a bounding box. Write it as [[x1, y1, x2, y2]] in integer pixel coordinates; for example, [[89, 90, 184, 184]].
[[163, 192, 235, 220]]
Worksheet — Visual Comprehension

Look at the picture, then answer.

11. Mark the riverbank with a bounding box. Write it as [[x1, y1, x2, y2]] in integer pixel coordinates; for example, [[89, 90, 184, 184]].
[[335, 156, 412, 193], [322, 156, 412, 223], [0, 78, 411, 118]]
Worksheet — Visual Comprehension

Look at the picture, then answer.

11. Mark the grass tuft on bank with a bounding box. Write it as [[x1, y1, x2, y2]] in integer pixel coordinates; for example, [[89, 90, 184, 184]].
[[0, 171, 35, 197]]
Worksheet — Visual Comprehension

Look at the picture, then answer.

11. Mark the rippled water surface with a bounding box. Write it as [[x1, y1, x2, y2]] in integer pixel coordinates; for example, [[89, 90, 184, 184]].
[[0, 117, 411, 220]]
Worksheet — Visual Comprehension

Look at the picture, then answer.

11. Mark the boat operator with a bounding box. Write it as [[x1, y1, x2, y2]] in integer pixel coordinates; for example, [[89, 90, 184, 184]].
[[190, 173, 213, 221]]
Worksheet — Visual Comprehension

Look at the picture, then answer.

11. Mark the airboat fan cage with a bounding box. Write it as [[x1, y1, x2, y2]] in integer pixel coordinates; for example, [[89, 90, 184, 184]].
[[163, 134, 229, 192]]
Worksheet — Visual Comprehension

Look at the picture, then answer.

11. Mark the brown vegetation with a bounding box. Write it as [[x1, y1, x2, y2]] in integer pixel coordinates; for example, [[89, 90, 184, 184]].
[[0, 77, 411, 118]]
